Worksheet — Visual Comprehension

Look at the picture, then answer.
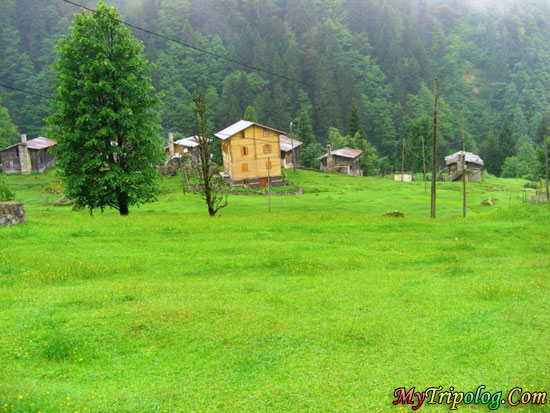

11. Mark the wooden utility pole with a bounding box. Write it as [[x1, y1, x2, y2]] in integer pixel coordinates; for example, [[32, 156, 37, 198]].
[[431, 77, 438, 219], [461, 110, 466, 218], [267, 156, 271, 212], [401, 137, 406, 182], [421, 136, 427, 193], [545, 139, 549, 201], [290, 122, 296, 172]]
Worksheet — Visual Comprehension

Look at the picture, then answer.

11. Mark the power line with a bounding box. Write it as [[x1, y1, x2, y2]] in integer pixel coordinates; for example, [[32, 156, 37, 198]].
[[0, 82, 53, 99], [58, 0, 344, 97]]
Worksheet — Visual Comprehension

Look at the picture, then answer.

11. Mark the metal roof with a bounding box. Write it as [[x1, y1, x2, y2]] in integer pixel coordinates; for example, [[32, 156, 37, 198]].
[[174, 136, 201, 147], [319, 147, 363, 160], [0, 137, 57, 152], [445, 151, 484, 166], [279, 135, 303, 152], [26, 137, 57, 150], [214, 120, 286, 140]]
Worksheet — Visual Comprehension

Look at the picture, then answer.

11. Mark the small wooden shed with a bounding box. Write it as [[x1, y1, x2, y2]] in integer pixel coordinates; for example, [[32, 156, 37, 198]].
[[445, 151, 484, 182]]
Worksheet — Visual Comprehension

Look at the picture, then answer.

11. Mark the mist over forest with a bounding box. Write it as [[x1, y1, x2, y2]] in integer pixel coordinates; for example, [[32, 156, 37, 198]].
[[1, 0, 550, 175]]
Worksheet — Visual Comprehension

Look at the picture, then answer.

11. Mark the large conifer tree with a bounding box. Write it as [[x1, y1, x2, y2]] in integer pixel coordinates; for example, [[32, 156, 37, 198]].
[[48, 1, 163, 215]]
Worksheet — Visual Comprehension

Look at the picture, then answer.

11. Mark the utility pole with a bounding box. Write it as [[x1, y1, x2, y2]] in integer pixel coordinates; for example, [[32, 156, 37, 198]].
[[545, 139, 549, 201], [401, 137, 406, 182], [421, 136, 427, 193], [461, 109, 466, 218], [290, 122, 296, 172], [431, 77, 438, 219], [267, 156, 271, 212]]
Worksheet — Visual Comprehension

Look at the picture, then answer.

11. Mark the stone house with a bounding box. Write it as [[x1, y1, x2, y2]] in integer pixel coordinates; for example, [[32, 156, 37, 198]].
[[445, 151, 484, 182], [0, 135, 57, 174], [165, 133, 205, 166], [279, 135, 302, 168], [319, 145, 363, 176]]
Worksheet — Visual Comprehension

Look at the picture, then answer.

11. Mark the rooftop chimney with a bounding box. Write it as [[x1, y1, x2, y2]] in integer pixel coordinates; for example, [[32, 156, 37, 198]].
[[327, 144, 331, 156], [167, 133, 175, 156], [20, 134, 27, 143]]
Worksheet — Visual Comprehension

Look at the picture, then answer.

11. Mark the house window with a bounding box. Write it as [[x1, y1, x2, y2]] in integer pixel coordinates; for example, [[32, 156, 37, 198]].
[[240, 131, 245, 138], [241, 146, 248, 156], [263, 128, 269, 137], [242, 163, 248, 172], [266, 160, 272, 169], [264, 144, 271, 154]]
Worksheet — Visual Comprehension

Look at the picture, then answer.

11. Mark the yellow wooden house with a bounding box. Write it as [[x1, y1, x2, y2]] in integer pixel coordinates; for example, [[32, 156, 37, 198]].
[[215, 120, 285, 188]]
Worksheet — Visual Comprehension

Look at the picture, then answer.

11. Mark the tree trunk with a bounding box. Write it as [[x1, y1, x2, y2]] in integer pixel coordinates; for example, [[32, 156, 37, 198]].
[[118, 191, 129, 216]]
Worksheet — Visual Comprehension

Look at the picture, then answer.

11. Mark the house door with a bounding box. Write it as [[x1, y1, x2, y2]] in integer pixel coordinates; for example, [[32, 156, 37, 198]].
[[259, 177, 267, 188]]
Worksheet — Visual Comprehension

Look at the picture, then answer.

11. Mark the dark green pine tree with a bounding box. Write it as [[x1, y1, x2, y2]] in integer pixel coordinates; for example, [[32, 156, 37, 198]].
[[243, 105, 258, 122], [296, 110, 314, 145], [482, 121, 516, 176], [0, 103, 18, 149], [536, 114, 550, 145], [499, 120, 517, 164], [0, 26, 36, 131], [347, 103, 361, 137], [481, 131, 501, 175], [48, 1, 163, 216]]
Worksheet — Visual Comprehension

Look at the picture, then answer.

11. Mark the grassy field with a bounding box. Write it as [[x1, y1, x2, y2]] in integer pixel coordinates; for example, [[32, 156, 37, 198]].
[[1, 169, 549, 412]]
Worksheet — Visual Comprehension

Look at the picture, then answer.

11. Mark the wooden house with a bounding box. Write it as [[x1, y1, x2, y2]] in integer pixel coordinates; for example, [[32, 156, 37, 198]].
[[215, 120, 285, 188], [279, 135, 302, 168], [0, 135, 57, 174], [319, 145, 363, 176], [445, 151, 484, 182]]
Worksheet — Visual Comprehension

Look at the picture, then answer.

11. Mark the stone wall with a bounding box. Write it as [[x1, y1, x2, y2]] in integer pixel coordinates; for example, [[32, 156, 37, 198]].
[[0, 202, 26, 225]]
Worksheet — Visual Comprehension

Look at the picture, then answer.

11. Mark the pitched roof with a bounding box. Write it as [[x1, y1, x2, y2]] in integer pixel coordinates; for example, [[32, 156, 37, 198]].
[[174, 136, 206, 148], [319, 147, 363, 160], [445, 151, 484, 166], [214, 120, 286, 140], [0, 137, 57, 152], [279, 135, 303, 152], [25, 137, 57, 150]]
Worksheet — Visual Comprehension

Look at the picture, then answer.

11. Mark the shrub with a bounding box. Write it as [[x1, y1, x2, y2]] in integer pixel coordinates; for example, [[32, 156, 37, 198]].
[[0, 175, 15, 201]]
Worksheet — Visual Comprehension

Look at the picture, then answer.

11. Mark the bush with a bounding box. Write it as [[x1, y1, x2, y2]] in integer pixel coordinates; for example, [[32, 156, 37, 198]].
[[0, 175, 15, 201]]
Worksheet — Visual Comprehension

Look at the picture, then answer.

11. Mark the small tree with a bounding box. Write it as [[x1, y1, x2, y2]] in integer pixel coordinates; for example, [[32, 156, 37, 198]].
[[0, 175, 15, 202], [192, 93, 227, 216], [48, 1, 163, 215]]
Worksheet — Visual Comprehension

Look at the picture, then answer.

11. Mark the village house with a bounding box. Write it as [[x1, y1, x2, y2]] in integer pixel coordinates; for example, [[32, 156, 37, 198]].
[[215, 120, 284, 188], [165, 133, 204, 165], [0, 135, 57, 174], [445, 151, 484, 182], [319, 145, 363, 176], [279, 135, 302, 168]]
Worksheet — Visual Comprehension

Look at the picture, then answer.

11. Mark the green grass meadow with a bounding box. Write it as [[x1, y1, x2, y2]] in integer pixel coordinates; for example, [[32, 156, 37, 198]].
[[1, 169, 549, 412]]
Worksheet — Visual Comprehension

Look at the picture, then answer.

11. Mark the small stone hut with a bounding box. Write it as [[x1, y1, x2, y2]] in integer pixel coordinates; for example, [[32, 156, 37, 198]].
[[319, 145, 363, 176], [0, 135, 57, 174]]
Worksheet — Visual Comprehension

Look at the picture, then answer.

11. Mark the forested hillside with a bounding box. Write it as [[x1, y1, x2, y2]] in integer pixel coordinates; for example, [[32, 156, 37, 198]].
[[1, 0, 550, 176]]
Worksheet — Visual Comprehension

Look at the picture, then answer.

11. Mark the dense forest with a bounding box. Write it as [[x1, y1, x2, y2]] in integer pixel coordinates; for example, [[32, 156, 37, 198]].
[[1, 0, 550, 177]]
